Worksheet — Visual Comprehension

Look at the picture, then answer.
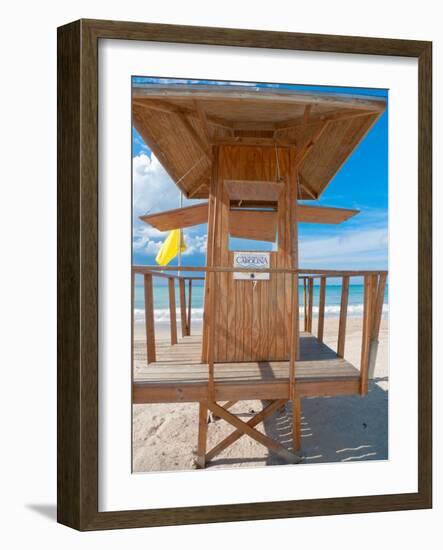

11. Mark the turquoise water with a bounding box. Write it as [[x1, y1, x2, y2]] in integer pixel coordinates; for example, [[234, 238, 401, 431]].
[[133, 278, 388, 323]]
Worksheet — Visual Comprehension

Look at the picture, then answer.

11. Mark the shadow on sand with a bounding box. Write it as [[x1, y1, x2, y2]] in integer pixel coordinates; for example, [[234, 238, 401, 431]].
[[262, 378, 388, 465]]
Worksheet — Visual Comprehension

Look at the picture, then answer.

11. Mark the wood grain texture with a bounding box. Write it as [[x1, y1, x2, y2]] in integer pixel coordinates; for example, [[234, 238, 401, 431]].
[[140, 202, 358, 232], [207, 146, 295, 362], [224, 179, 284, 202], [228, 209, 277, 241], [140, 202, 208, 230], [132, 83, 385, 200], [179, 278, 188, 337], [337, 276, 350, 358], [187, 279, 193, 335], [317, 276, 326, 342], [168, 278, 178, 345], [57, 20, 81, 529], [58, 18, 432, 530]]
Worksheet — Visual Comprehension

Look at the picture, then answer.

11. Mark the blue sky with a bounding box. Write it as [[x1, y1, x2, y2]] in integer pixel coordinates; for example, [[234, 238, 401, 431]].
[[132, 78, 388, 271]]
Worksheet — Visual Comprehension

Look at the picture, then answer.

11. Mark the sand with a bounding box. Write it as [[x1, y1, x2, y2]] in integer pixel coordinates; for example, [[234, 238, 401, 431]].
[[132, 317, 388, 472]]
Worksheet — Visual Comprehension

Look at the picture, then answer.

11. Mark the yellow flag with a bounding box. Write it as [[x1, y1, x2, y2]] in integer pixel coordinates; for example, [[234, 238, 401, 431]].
[[155, 229, 186, 266]]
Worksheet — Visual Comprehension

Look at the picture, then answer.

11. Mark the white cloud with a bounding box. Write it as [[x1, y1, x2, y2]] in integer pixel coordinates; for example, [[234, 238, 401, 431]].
[[183, 233, 207, 255], [299, 227, 388, 269], [133, 153, 180, 219], [132, 154, 208, 257], [132, 153, 179, 255]]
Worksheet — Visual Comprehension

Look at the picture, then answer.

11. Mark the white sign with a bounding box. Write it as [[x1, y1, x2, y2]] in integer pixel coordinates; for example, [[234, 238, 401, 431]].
[[233, 252, 270, 280]]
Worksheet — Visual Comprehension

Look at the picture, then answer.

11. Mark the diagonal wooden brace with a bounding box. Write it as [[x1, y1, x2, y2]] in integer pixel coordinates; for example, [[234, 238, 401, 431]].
[[206, 399, 287, 461], [208, 401, 302, 464]]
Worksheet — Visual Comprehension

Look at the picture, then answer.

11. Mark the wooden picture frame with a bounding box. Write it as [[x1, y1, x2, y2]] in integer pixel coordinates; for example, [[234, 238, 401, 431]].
[[57, 19, 432, 530]]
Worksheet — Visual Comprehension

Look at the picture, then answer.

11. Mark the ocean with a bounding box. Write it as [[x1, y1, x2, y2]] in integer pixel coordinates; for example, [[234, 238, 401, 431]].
[[133, 280, 388, 324]]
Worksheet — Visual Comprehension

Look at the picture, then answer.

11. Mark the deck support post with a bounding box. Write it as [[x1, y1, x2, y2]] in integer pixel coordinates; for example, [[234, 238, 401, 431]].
[[293, 398, 301, 451], [317, 276, 326, 342], [360, 274, 377, 394], [368, 273, 387, 379], [289, 272, 300, 453], [179, 278, 188, 337], [337, 276, 350, 358], [143, 273, 156, 364], [187, 279, 193, 336], [303, 277, 308, 331], [196, 400, 208, 468], [307, 277, 314, 333], [168, 278, 178, 345]]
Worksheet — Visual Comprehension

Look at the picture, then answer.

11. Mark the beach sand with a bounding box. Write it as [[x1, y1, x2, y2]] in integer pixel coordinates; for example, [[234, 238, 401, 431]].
[[133, 317, 388, 472]]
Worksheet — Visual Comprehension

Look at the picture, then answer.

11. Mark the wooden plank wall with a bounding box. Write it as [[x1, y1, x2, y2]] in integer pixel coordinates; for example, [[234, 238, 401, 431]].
[[203, 145, 299, 362]]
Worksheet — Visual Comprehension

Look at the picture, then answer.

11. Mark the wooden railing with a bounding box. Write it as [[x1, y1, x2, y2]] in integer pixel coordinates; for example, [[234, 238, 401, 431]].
[[300, 270, 387, 394], [133, 265, 387, 396], [132, 267, 204, 363]]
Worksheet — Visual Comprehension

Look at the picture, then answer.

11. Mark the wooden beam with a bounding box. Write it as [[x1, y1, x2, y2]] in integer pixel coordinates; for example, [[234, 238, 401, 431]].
[[228, 210, 277, 242], [368, 273, 387, 379], [168, 278, 178, 345], [133, 97, 234, 130], [275, 108, 379, 133], [132, 86, 386, 112], [179, 278, 188, 337], [224, 179, 284, 202], [177, 111, 212, 160], [188, 178, 210, 199], [299, 204, 359, 224], [134, 265, 387, 276], [299, 175, 318, 199], [307, 278, 314, 333], [293, 398, 302, 451], [372, 272, 387, 340], [337, 276, 350, 358], [187, 279, 193, 336], [221, 400, 237, 411], [196, 400, 208, 468], [207, 271, 217, 399], [140, 202, 358, 231], [303, 104, 312, 125], [212, 136, 296, 147], [293, 121, 330, 169], [194, 100, 213, 143], [231, 121, 277, 131], [140, 203, 209, 231], [132, 106, 181, 182], [143, 274, 156, 364], [201, 149, 219, 363], [360, 274, 377, 394], [317, 276, 326, 342], [133, 378, 361, 404]]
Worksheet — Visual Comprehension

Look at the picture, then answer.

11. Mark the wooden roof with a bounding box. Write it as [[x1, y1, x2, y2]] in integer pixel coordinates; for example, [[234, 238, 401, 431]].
[[132, 84, 385, 200], [140, 203, 359, 232]]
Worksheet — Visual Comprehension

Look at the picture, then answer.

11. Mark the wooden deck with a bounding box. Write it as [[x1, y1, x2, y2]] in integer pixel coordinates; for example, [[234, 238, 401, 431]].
[[133, 332, 361, 404]]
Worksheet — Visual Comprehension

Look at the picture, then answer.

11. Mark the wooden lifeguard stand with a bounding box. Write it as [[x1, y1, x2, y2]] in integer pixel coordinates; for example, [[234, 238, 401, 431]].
[[132, 84, 387, 467]]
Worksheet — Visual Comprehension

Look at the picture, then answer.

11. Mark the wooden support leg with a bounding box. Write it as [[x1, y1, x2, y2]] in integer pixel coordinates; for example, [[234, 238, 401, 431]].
[[293, 398, 301, 452], [196, 400, 208, 468]]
